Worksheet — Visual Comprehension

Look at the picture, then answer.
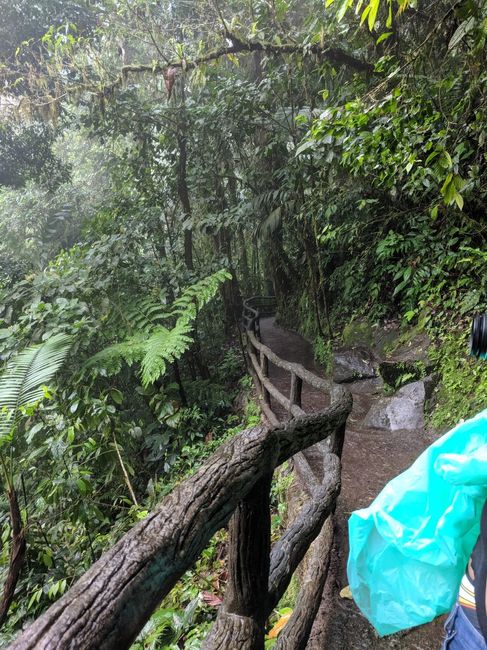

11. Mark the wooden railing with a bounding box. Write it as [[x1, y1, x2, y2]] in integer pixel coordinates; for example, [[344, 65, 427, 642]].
[[243, 296, 345, 426], [242, 296, 277, 340], [10, 300, 351, 650]]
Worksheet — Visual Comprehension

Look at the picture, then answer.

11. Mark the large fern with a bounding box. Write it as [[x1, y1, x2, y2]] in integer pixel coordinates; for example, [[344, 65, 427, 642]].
[[168, 271, 232, 322], [140, 323, 194, 386], [86, 270, 231, 387], [0, 334, 72, 440]]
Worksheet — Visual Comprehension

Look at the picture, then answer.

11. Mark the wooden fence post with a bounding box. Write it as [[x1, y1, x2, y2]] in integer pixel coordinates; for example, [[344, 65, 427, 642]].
[[260, 350, 271, 406], [289, 372, 303, 411], [203, 474, 273, 650]]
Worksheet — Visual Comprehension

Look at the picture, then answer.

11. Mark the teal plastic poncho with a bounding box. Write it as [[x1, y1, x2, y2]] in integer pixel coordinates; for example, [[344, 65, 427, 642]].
[[348, 408, 487, 636]]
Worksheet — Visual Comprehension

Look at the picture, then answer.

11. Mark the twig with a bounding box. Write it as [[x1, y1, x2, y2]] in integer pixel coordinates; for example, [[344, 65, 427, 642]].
[[112, 432, 139, 507]]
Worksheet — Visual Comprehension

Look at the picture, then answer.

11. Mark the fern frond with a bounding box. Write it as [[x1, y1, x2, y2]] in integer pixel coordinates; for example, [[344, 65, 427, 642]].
[[86, 270, 230, 386], [169, 269, 231, 323], [84, 336, 147, 375], [0, 334, 71, 439], [126, 296, 170, 333], [140, 322, 193, 387]]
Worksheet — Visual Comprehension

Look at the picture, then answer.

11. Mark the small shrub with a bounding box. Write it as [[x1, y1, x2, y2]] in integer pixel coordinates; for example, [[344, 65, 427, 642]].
[[314, 336, 332, 374], [430, 331, 487, 431]]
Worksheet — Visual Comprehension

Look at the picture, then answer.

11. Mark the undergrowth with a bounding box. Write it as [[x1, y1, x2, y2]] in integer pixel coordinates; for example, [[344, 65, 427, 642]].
[[429, 331, 487, 431]]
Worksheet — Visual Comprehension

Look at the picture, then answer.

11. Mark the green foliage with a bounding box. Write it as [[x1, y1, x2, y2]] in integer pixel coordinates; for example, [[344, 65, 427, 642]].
[[1, 0, 487, 642], [313, 337, 333, 375], [342, 320, 373, 348], [86, 270, 231, 387], [0, 122, 69, 189], [325, 0, 410, 30], [132, 598, 210, 650], [0, 128, 113, 279], [270, 464, 293, 542], [430, 332, 487, 431], [380, 360, 427, 394], [0, 333, 71, 439]]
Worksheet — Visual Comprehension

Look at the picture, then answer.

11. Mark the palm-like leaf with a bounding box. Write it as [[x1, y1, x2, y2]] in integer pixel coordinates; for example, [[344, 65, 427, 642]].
[[0, 334, 72, 438]]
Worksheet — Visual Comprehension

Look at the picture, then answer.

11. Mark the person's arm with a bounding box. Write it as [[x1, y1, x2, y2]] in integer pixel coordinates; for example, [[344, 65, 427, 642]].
[[474, 501, 487, 642]]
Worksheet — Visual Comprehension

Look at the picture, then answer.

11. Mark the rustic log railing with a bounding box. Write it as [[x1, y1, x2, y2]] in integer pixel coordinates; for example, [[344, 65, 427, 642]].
[[10, 299, 351, 650], [243, 296, 345, 427]]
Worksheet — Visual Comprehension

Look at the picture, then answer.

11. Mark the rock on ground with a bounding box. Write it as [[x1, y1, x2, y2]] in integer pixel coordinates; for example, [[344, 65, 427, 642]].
[[333, 347, 377, 383], [363, 381, 426, 431]]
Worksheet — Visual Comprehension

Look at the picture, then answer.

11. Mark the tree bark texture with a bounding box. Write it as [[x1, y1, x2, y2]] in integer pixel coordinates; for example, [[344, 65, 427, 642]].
[[201, 612, 262, 650], [0, 488, 26, 629], [275, 517, 334, 650], [203, 474, 272, 650], [225, 475, 272, 626], [177, 126, 193, 271], [11, 395, 350, 650]]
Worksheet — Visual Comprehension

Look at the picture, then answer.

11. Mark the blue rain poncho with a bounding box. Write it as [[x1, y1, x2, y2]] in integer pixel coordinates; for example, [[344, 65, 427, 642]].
[[348, 408, 487, 636]]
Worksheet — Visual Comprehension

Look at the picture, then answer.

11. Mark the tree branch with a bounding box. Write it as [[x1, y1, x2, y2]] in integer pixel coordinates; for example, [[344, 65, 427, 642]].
[[117, 37, 373, 88]]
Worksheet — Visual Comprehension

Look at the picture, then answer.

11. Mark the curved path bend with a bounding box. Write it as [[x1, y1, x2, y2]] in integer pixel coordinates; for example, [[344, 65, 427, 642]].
[[259, 317, 445, 650]]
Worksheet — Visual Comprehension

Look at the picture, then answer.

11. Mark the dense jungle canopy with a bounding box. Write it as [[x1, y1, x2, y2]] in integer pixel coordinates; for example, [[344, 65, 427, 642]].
[[0, 0, 487, 646]]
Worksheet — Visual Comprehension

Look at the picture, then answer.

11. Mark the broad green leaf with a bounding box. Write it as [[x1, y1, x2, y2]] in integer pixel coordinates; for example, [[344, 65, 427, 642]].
[[425, 150, 440, 165], [368, 0, 380, 31], [453, 175, 466, 191], [386, 2, 393, 28], [454, 191, 464, 210], [441, 173, 453, 196], [77, 478, 87, 494], [449, 17, 475, 50], [110, 388, 124, 404], [360, 4, 371, 25], [337, 0, 352, 22], [295, 140, 315, 155], [376, 31, 393, 44]]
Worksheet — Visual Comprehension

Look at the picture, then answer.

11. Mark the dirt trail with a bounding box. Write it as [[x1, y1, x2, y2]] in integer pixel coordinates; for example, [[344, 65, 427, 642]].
[[259, 317, 445, 650]]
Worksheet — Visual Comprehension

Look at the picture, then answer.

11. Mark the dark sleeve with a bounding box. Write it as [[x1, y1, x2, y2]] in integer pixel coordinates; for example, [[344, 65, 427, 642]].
[[474, 500, 487, 643]]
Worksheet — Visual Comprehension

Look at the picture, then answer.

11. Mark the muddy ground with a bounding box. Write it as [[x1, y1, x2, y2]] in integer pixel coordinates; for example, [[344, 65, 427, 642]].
[[258, 317, 446, 650]]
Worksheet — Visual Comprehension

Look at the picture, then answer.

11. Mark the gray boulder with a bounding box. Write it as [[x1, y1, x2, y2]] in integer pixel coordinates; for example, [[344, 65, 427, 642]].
[[333, 347, 376, 383], [363, 380, 425, 431]]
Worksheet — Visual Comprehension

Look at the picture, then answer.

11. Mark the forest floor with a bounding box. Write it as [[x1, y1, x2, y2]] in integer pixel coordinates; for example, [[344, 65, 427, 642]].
[[259, 317, 446, 650]]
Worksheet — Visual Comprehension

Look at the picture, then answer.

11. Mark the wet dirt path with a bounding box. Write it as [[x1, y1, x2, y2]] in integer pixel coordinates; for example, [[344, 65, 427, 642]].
[[259, 317, 445, 650]]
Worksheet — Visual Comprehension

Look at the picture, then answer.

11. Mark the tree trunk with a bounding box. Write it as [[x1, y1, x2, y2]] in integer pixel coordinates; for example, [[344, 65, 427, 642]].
[[238, 227, 251, 294], [0, 487, 26, 628], [176, 101, 193, 271]]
